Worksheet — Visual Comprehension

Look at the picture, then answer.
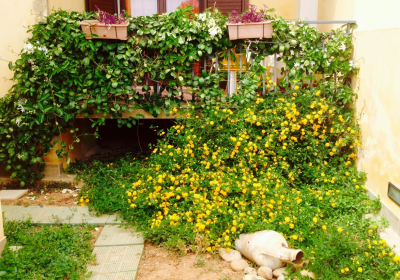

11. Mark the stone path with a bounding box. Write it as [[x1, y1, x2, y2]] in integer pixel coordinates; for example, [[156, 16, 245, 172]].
[[88, 225, 144, 279], [2, 206, 144, 280]]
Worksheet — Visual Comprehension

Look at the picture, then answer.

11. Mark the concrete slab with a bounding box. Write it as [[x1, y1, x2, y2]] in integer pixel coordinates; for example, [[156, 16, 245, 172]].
[[94, 225, 143, 247], [88, 271, 137, 280], [106, 214, 123, 225], [380, 227, 400, 255], [2, 206, 110, 225], [9, 246, 23, 252], [88, 245, 143, 274], [0, 190, 28, 201]]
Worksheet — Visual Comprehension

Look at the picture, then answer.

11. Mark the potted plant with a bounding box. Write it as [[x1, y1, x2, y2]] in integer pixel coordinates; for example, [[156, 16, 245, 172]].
[[80, 6, 129, 40], [226, 5, 276, 40]]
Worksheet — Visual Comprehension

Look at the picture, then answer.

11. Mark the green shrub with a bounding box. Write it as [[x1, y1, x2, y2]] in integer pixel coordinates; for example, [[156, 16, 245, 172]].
[[77, 78, 400, 278]]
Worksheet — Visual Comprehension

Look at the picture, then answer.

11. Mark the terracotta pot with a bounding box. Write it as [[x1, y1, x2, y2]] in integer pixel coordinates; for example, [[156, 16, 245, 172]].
[[235, 230, 304, 270], [226, 21, 273, 40], [80, 20, 129, 40]]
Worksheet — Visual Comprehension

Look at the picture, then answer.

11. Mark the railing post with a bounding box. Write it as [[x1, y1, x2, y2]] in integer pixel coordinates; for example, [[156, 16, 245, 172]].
[[215, 52, 219, 72], [239, 52, 242, 78], [274, 53, 277, 94], [146, 76, 150, 99], [262, 57, 265, 96], [192, 64, 195, 102], [227, 50, 230, 96]]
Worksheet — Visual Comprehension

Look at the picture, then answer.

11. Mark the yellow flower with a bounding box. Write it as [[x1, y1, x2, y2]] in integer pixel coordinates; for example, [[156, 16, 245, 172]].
[[358, 267, 363, 272], [313, 217, 318, 223], [393, 255, 400, 263], [338, 227, 343, 233], [322, 225, 327, 230]]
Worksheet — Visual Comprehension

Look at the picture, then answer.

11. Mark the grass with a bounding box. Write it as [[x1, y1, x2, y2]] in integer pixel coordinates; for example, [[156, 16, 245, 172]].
[[0, 220, 95, 279]]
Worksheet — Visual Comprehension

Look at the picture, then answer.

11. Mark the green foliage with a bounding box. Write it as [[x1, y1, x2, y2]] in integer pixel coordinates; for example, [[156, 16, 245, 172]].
[[0, 220, 95, 279], [0, 7, 229, 183], [78, 82, 400, 278]]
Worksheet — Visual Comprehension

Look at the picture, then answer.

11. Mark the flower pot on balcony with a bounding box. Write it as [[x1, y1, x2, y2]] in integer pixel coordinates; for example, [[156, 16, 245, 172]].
[[80, 20, 129, 40], [226, 21, 273, 40]]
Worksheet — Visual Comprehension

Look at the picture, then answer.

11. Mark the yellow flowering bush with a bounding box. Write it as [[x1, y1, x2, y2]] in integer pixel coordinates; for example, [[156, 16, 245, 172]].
[[73, 19, 400, 279], [77, 76, 400, 278]]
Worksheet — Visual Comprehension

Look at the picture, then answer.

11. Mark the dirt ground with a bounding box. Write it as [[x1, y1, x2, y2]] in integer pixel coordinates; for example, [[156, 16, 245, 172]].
[[90, 226, 104, 249], [1, 186, 80, 207], [137, 242, 245, 280]]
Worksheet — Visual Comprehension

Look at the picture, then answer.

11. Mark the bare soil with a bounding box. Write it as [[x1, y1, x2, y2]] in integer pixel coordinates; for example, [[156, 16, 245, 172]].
[[90, 226, 104, 249], [137, 242, 245, 280], [2, 187, 80, 207]]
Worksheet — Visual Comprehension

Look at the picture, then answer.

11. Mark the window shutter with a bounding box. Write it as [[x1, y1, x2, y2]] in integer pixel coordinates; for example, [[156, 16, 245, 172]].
[[86, 0, 116, 14], [204, 0, 249, 15]]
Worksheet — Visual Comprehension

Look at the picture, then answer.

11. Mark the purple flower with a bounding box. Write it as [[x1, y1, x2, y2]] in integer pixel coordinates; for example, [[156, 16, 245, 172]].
[[228, 4, 267, 24]]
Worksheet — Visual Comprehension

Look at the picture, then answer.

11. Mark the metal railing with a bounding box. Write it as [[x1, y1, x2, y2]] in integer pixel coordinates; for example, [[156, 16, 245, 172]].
[[136, 20, 356, 102]]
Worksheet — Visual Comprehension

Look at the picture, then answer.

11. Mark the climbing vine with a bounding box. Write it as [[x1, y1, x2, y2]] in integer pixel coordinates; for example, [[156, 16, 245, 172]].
[[0, 7, 357, 185]]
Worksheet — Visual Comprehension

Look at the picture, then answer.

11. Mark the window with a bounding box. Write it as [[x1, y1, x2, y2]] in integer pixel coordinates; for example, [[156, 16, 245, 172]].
[[86, 0, 248, 16], [129, 0, 158, 17]]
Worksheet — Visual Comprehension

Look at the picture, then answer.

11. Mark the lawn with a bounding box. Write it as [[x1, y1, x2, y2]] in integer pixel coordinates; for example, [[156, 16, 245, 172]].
[[0, 221, 95, 279]]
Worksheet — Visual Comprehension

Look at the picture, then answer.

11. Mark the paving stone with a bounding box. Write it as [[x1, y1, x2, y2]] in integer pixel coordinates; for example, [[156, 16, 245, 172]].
[[0, 190, 28, 200], [88, 271, 137, 280], [9, 246, 23, 252], [2, 206, 33, 222], [380, 227, 400, 255], [95, 225, 144, 247], [106, 214, 123, 225], [88, 245, 143, 274], [31, 206, 65, 224]]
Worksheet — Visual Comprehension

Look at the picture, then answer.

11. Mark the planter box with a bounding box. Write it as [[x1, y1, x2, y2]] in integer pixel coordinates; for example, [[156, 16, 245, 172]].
[[80, 20, 129, 40], [226, 21, 273, 40]]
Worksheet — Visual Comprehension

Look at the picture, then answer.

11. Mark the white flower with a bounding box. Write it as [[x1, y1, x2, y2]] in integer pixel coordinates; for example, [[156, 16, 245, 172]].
[[339, 43, 346, 51], [23, 43, 34, 54], [15, 117, 21, 127], [17, 104, 25, 112], [208, 26, 221, 38], [197, 13, 206, 21], [178, 37, 185, 44], [294, 62, 300, 68], [349, 60, 354, 67]]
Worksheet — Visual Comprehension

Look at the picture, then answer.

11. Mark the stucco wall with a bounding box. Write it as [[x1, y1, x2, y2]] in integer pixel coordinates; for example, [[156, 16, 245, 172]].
[[0, 0, 47, 98], [318, 0, 400, 218], [317, 0, 354, 32], [250, 0, 298, 20], [0, 0, 85, 99], [47, 0, 85, 14]]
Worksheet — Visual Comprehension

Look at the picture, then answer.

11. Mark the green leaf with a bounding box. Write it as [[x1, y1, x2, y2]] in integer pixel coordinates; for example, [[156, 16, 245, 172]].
[[82, 57, 90, 66]]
